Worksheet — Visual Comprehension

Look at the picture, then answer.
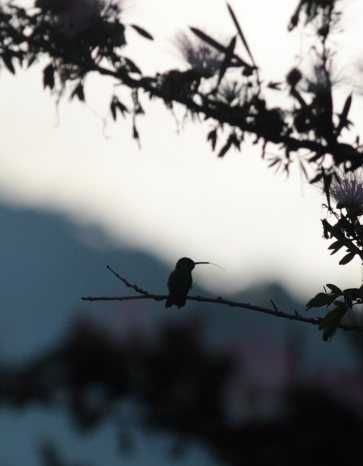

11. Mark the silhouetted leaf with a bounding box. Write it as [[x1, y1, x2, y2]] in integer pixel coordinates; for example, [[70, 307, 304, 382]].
[[336, 94, 352, 136], [231, 133, 240, 149], [2, 53, 15, 74], [71, 83, 85, 102], [310, 172, 323, 184], [124, 57, 141, 74], [326, 284, 342, 295], [110, 99, 117, 121], [110, 97, 129, 121], [131, 24, 153, 40], [190, 27, 227, 54], [339, 252, 355, 265], [27, 54, 37, 68], [227, 3, 255, 66], [267, 158, 280, 169], [319, 303, 347, 342], [328, 240, 344, 254], [207, 129, 217, 151], [306, 292, 337, 310], [216, 36, 236, 87], [267, 82, 282, 90], [116, 100, 128, 116], [43, 64, 54, 90], [218, 135, 234, 157], [341, 94, 352, 120], [190, 27, 251, 69], [343, 288, 363, 300]]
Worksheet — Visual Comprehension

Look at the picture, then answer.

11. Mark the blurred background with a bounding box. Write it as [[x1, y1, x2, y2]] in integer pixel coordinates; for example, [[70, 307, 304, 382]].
[[1, 0, 363, 465]]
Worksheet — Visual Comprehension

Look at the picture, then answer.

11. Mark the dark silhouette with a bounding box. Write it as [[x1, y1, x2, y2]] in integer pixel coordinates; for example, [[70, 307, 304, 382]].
[[1, 317, 363, 466], [165, 258, 215, 309]]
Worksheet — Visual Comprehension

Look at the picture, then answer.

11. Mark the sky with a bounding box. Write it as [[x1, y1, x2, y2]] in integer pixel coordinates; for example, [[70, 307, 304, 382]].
[[1, 0, 363, 299]]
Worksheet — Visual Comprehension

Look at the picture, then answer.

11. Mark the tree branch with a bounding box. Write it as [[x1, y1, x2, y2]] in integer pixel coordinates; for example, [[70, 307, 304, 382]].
[[81, 267, 363, 334]]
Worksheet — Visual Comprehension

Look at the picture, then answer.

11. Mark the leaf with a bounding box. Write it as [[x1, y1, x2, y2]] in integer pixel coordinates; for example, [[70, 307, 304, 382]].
[[336, 94, 352, 136], [190, 27, 228, 54], [207, 129, 217, 151], [227, 3, 256, 66], [110, 97, 128, 121], [132, 122, 139, 140], [318, 304, 347, 342], [27, 54, 37, 68], [190, 27, 251, 69], [116, 100, 128, 117], [326, 284, 342, 295], [328, 240, 344, 254], [306, 292, 337, 310], [71, 83, 85, 102], [309, 172, 323, 184], [230, 133, 241, 150], [43, 64, 54, 90], [341, 94, 352, 121], [131, 24, 154, 40], [110, 98, 117, 121], [218, 135, 237, 158], [339, 252, 355, 265], [267, 82, 282, 90], [2, 53, 15, 74], [124, 57, 141, 74], [343, 288, 363, 300], [218, 140, 232, 158], [216, 36, 236, 87], [267, 157, 281, 169]]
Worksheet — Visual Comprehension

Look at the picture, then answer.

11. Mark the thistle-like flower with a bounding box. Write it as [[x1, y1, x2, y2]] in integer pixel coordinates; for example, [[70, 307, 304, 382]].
[[329, 168, 363, 213], [217, 81, 244, 105], [174, 31, 224, 78]]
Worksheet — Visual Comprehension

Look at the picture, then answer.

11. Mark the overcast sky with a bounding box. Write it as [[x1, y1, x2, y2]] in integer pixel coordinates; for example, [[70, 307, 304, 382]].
[[1, 0, 363, 298]]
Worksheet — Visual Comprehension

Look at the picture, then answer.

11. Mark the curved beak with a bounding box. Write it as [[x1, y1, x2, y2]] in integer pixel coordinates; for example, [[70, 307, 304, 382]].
[[194, 261, 224, 270]]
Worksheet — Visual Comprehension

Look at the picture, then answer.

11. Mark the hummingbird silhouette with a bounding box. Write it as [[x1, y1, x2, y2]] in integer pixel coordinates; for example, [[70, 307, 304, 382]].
[[165, 257, 218, 309]]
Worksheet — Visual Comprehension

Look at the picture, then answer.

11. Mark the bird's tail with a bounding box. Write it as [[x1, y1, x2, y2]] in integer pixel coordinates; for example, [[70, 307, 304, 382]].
[[165, 295, 185, 309]]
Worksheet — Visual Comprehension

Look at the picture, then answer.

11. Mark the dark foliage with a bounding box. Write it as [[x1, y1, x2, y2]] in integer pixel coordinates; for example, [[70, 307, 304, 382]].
[[1, 319, 363, 466], [0, 0, 361, 178]]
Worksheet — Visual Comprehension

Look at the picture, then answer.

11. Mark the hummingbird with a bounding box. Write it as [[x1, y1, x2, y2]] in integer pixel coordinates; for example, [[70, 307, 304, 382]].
[[165, 257, 221, 309]]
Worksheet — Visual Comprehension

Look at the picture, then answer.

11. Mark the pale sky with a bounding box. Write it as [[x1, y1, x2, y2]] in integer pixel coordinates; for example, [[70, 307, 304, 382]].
[[0, 0, 363, 298]]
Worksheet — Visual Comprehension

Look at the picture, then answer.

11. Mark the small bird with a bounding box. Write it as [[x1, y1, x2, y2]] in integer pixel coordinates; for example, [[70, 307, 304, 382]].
[[165, 257, 219, 309]]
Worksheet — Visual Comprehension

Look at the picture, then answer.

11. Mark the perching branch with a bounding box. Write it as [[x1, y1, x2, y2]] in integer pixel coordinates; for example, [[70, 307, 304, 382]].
[[81, 266, 363, 334]]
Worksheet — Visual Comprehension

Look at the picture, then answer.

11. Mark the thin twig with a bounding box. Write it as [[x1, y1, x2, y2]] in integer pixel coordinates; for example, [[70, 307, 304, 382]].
[[106, 265, 150, 296], [270, 300, 279, 312]]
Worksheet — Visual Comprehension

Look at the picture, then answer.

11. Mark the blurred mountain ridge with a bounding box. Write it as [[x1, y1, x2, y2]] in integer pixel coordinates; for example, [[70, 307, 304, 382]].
[[0, 202, 362, 466]]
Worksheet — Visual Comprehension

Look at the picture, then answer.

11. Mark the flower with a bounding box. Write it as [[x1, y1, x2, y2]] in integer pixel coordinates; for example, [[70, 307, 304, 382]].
[[329, 168, 363, 211], [174, 31, 224, 78], [217, 81, 244, 105]]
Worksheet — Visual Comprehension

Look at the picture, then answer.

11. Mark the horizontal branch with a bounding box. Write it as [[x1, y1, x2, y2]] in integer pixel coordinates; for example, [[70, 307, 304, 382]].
[[11, 11, 362, 165], [82, 267, 363, 334], [94, 63, 330, 155]]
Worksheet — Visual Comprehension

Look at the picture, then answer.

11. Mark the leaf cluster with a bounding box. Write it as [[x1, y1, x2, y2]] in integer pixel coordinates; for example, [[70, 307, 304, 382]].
[[306, 283, 363, 341]]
